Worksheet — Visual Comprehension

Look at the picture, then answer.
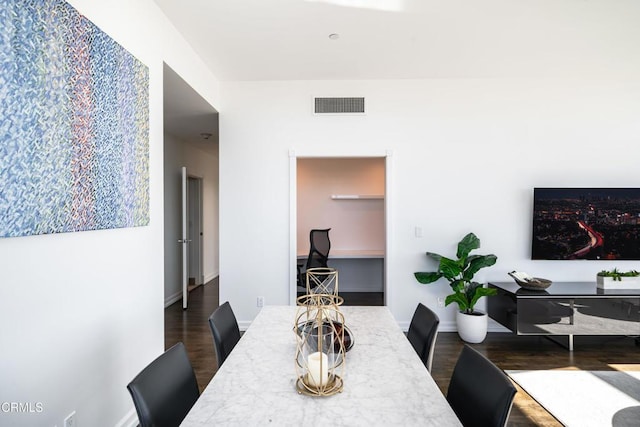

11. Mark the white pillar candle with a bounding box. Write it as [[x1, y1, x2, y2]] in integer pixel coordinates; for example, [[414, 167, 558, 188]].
[[307, 352, 329, 387]]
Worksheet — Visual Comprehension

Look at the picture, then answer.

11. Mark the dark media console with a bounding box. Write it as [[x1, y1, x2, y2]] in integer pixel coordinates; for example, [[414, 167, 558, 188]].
[[488, 281, 640, 351]]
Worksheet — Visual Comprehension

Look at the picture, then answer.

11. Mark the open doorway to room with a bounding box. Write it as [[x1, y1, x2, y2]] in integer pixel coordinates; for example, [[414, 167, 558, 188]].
[[163, 64, 219, 310], [163, 63, 220, 384], [295, 157, 387, 306], [162, 63, 220, 387]]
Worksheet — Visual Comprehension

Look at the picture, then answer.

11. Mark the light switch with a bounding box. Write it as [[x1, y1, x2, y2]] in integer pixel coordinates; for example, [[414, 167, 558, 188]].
[[415, 226, 423, 238]]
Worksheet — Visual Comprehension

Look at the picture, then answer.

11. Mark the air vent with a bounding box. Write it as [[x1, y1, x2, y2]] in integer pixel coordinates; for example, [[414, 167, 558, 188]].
[[314, 97, 365, 114]]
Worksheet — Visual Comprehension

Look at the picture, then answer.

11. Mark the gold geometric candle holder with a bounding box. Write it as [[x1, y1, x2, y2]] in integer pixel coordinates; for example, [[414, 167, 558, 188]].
[[305, 267, 339, 302], [294, 293, 346, 396]]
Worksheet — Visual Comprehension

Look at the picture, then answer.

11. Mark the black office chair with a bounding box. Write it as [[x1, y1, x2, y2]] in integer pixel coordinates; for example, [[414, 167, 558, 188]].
[[447, 345, 517, 427], [127, 342, 200, 427], [208, 301, 241, 369], [407, 303, 440, 372], [297, 228, 331, 290]]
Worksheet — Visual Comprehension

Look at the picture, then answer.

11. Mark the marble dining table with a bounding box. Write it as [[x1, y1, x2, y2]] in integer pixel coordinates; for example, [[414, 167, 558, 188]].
[[181, 305, 462, 426]]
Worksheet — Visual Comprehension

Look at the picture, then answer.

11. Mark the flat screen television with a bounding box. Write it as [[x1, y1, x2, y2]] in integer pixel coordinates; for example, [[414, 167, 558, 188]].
[[531, 188, 640, 260]]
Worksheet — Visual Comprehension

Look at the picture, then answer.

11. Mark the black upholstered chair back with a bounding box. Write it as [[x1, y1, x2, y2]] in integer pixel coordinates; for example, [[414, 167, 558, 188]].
[[306, 228, 331, 269], [447, 345, 517, 427], [209, 301, 241, 369], [297, 228, 332, 289], [127, 342, 199, 427], [406, 302, 440, 372]]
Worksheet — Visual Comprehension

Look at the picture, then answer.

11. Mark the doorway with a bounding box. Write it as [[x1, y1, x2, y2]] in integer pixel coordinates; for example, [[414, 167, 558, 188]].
[[291, 155, 391, 306], [180, 170, 204, 308], [162, 63, 219, 310]]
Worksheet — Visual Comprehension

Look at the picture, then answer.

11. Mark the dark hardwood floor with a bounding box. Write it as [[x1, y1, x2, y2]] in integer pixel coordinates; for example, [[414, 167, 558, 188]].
[[432, 333, 638, 426], [165, 278, 220, 391], [165, 283, 640, 425]]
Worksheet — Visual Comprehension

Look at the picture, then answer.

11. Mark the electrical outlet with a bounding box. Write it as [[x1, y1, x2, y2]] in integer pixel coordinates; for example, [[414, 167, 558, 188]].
[[64, 411, 76, 427], [437, 297, 445, 308], [257, 296, 264, 307]]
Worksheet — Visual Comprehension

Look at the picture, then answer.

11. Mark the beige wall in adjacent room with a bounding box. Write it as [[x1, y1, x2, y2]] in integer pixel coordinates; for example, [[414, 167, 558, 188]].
[[297, 157, 385, 254]]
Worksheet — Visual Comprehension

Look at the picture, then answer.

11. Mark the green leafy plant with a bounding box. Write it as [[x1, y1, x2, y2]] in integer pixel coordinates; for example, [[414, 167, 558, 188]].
[[414, 233, 497, 314], [597, 268, 640, 281]]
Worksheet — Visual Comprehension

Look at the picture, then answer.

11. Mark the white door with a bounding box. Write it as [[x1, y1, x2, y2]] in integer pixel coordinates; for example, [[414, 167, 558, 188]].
[[180, 166, 189, 309]]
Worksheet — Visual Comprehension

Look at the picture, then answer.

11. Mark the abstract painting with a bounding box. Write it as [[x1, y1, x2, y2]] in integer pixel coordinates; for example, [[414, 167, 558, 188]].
[[0, 0, 149, 238]]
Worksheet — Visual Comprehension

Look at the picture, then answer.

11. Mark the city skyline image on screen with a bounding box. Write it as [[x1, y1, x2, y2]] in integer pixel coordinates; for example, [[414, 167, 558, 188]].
[[531, 188, 640, 260]]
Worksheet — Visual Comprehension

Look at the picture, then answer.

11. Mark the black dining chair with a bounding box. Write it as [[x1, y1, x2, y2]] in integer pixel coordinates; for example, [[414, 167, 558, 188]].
[[297, 228, 331, 291], [127, 342, 200, 427], [406, 302, 440, 372], [208, 301, 241, 369], [447, 344, 517, 427]]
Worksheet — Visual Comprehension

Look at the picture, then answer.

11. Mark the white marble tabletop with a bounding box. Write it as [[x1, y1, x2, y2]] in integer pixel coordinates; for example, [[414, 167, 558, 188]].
[[181, 305, 462, 426]]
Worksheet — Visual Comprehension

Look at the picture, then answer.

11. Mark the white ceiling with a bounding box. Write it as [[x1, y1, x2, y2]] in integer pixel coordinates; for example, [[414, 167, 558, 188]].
[[154, 0, 640, 81], [158, 0, 639, 149]]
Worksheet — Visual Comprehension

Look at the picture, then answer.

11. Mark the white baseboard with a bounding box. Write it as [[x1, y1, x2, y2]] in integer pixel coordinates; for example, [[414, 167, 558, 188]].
[[204, 271, 219, 283], [397, 320, 411, 332], [488, 323, 511, 333], [437, 320, 458, 333], [238, 320, 252, 331], [114, 407, 138, 427], [164, 273, 219, 308], [164, 290, 182, 308]]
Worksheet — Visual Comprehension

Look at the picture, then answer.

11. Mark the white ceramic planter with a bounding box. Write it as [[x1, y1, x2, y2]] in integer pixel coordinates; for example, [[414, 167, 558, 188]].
[[596, 276, 640, 290], [456, 310, 488, 343]]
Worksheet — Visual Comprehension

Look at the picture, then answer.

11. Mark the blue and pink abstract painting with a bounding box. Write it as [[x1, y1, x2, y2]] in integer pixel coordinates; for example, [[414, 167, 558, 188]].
[[0, 0, 149, 238]]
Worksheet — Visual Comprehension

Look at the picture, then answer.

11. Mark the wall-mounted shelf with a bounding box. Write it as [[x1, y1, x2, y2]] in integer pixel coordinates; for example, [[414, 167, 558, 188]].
[[331, 195, 384, 200]]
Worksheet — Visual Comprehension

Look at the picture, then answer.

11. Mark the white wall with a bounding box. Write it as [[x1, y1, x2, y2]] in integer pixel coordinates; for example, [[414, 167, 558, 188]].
[[0, 1, 220, 426], [164, 132, 183, 305], [185, 145, 219, 285], [219, 78, 640, 331], [164, 133, 219, 306]]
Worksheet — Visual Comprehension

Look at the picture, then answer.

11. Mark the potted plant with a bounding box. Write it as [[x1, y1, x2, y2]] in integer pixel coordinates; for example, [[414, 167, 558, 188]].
[[414, 232, 497, 343], [596, 268, 640, 290]]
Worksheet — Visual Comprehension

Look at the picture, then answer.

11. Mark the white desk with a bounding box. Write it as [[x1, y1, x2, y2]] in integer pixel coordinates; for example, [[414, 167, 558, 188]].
[[297, 250, 385, 292], [182, 306, 461, 426]]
